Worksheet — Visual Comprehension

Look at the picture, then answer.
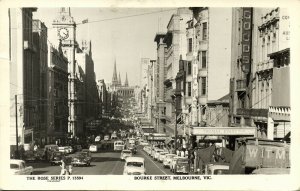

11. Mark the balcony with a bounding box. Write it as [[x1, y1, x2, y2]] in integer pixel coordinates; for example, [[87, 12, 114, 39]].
[[256, 59, 274, 73], [236, 108, 268, 118], [236, 79, 246, 92]]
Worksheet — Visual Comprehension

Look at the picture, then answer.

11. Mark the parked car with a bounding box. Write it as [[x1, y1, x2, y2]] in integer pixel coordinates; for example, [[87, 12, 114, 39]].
[[24, 150, 37, 162], [170, 156, 181, 172], [153, 148, 164, 161], [10, 159, 33, 175], [120, 149, 132, 160], [71, 151, 92, 166], [89, 144, 97, 153], [163, 154, 177, 168], [74, 145, 82, 152], [158, 151, 169, 162], [128, 144, 137, 154], [206, 163, 229, 175], [95, 136, 101, 142], [173, 157, 189, 174], [66, 146, 74, 154], [59, 147, 69, 154], [111, 133, 118, 140], [123, 157, 146, 175], [104, 135, 110, 141], [50, 151, 65, 166]]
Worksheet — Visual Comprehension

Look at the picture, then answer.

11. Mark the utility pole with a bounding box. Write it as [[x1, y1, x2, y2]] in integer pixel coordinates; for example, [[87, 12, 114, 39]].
[[15, 95, 19, 159]]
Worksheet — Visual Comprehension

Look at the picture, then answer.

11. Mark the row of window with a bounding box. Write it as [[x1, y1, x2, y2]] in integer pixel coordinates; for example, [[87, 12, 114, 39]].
[[186, 77, 207, 97], [186, 51, 207, 75], [188, 22, 208, 52]]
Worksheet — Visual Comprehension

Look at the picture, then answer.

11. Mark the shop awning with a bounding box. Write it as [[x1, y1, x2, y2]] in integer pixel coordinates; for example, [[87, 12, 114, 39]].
[[165, 137, 174, 144]]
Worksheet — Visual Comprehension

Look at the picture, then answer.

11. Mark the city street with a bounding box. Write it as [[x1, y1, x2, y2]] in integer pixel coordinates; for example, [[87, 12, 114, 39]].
[[30, 146, 172, 175]]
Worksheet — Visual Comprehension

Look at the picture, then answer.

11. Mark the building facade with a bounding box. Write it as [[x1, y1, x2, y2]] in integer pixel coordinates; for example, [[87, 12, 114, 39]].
[[32, 19, 48, 145], [230, 8, 290, 139], [47, 44, 68, 144], [163, 8, 192, 136], [9, 8, 38, 145]]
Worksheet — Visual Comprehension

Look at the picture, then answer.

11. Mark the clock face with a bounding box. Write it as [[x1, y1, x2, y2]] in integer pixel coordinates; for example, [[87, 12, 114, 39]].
[[58, 28, 69, 40]]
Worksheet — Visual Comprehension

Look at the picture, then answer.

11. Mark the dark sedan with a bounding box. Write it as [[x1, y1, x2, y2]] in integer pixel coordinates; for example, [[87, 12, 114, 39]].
[[71, 152, 92, 167]]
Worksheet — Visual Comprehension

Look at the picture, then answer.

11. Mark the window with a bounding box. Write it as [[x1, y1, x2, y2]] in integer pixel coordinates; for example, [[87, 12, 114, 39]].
[[188, 38, 193, 52], [201, 51, 207, 68], [202, 22, 207, 40], [201, 77, 206, 95], [187, 82, 192, 97], [187, 61, 192, 75]]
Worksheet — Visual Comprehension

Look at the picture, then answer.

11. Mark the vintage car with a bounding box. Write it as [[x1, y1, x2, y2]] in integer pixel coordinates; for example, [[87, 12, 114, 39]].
[[71, 151, 92, 166], [163, 154, 177, 168], [24, 150, 37, 162], [127, 144, 137, 154], [114, 141, 125, 151], [158, 152, 169, 163], [170, 156, 182, 172], [50, 151, 65, 166], [104, 135, 110, 141], [123, 157, 146, 175], [173, 157, 190, 174], [58, 146, 69, 154], [251, 168, 290, 175], [10, 159, 33, 175], [120, 149, 132, 160], [89, 144, 97, 153], [153, 148, 164, 161], [206, 163, 229, 175]]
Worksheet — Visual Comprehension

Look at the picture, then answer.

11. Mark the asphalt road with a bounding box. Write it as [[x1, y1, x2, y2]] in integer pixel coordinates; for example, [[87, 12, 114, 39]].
[[29, 146, 172, 175]]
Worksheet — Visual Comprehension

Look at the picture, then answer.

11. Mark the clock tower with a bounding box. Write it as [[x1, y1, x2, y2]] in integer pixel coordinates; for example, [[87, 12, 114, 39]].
[[53, 7, 77, 138]]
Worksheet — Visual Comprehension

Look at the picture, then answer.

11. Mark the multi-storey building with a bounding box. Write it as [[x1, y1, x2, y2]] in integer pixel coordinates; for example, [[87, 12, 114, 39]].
[[52, 8, 84, 138], [187, 8, 232, 129], [47, 44, 68, 144], [154, 34, 167, 133], [76, 40, 99, 134], [32, 19, 48, 145], [9, 8, 38, 145], [163, 8, 192, 136], [230, 8, 290, 139]]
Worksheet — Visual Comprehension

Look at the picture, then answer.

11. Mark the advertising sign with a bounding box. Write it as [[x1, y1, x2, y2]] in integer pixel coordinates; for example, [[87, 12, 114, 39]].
[[241, 8, 253, 73]]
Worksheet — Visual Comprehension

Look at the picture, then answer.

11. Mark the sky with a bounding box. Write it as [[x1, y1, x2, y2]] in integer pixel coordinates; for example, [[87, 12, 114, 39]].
[[33, 8, 178, 86]]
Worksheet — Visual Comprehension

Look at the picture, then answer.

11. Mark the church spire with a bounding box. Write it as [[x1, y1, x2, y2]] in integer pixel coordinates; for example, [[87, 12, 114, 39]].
[[118, 72, 122, 86], [112, 58, 118, 86], [125, 72, 129, 87]]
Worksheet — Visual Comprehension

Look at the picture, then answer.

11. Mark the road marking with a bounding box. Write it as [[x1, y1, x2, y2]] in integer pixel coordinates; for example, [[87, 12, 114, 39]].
[[139, 149, 167, 175]]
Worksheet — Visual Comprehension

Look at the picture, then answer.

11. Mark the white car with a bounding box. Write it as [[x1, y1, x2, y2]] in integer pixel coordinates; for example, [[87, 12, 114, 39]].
[[58, 146, 69, 154], [163, 154, 177, 168], [89, 144, 97, 152], [120, 150, 132, 160], [10, 159, 33, 175], [104, 135, 110, 141], [123, 157, 146, 175], [154, 149, 164, 161], [158, 152, 169, 162]]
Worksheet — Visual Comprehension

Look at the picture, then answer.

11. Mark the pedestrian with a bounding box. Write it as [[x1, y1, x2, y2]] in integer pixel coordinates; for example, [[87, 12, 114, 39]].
[[180, 150, 185, 157], [176, 149, 180, 156], [60, 159, 66, 175]]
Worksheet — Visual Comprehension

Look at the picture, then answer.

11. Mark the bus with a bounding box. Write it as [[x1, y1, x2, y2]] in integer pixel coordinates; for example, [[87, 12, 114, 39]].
[[114, 141, 125, 151]]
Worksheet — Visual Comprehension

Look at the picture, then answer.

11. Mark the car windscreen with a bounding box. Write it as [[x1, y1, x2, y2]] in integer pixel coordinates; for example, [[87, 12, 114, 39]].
[[127, 162, 143, 167], [213, 169, 229, 175], [177, 159, 188, 164], [10, 164, 19, 169], [123, 151, 131, 154]]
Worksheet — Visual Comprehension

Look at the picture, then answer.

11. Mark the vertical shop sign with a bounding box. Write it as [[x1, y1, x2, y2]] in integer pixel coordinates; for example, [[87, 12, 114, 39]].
[[241, 8, 253, 73]]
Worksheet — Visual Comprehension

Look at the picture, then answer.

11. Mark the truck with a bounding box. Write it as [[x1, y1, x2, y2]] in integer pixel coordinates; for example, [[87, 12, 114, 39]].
[[228, 138, 290, 174]]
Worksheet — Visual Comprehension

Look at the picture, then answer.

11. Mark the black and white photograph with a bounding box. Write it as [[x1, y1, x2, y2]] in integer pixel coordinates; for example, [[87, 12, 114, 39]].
[[0, 0, 299, 190]]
